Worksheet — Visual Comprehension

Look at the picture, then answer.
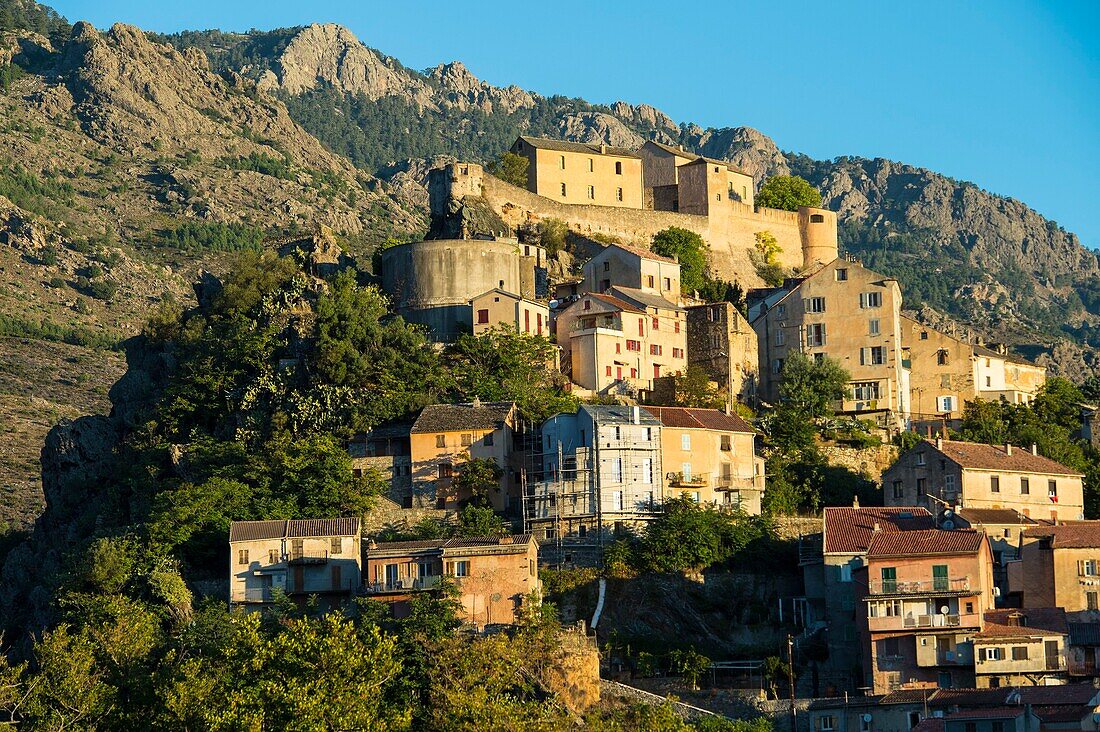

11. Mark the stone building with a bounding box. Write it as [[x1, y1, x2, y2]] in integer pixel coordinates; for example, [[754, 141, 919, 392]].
[[510, 136, 644, 209], [555, 288, 687, 394], [527, 405, 664, 545], [470, 288, 549, 337], [348, 425, 413, 505], [581, 241, 681, 298], [858, 529, 996, 693], [363, 534, 540, 626], [801, 506, 936, 693], [228, 518, 361, 612], [971, 608, 1069, 688], [882, 438, 1085, 522], [637, 140, 755, 210], [645, 406, 764, 514], [954, 507, 1038, 596], [1009, 523, 1100, 621], [750, 258, 910, 426], [409, 401, 522, 513], [685, 301, 758, 404]]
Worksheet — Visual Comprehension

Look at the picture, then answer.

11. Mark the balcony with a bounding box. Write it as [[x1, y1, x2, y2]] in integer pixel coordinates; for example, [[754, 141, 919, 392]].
[[241, 588, 274, 603], [669, 471, 708, 487], [866, 576, 972, 596], [363, 575, 444, 594], [714, 475, 763, 491], [868, 612, 982, 633], [288, 550, 330, 565]]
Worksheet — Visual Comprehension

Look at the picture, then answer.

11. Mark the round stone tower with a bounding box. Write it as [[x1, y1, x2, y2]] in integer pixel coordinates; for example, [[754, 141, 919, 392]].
[[798, 206, 839, 270]]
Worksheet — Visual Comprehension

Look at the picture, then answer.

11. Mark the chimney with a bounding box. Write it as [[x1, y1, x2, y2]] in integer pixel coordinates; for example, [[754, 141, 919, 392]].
[[1005, 443, 1013, 456], [935, 436, 943, 450], [472, 396, 481, 408], [632, 406, 640, 425], [872, 522, 881, 532], [599, 144, 607, 155], [853, 496, 860, 508], [1031, 444, 1038, 455]]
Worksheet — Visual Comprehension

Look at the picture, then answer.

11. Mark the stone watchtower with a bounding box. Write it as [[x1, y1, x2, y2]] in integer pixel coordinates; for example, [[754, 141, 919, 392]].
[[798, 206, 839, 270], [428, 163, 485, 220]]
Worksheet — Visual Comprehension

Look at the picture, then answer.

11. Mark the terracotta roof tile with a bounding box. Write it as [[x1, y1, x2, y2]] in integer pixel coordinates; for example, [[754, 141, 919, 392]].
[[578, 292, 645, 314], [974, 608, 1068, 638], [865, 529, 985, 558], [1022, 522, 1100, 548], [909, 719, 944, 732], [956, 508, 1036, 525], [930, 439, 1082, 476], [944, 708, 1027, 720], [823, 507, 935, 554], [1032, 706, 1089, 723], [645, 406, 754, 434], [410, 402, 514, 433], [929, 684, 1099, 708], [230, 518, 361, 542], [602, 241, 678, 264]]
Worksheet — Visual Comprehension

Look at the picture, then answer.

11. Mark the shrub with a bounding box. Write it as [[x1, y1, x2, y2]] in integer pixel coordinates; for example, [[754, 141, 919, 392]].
[[158, 221, 265, 253], [756, 175, 822, 211]]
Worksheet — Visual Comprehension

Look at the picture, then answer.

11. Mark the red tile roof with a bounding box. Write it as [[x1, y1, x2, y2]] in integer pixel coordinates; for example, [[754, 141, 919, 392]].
[[644, 406, 755, 434], [944, 708, 1027, 720], [823, 507, 935, 554], [929, 439, 1082, 476], [1023, 522, 1100, 548], [585, 291, 645, 314], [930, 684, 1099, 708], [974, 608, 1068, 638], [1032, 706, 1089, 723], [229, 518, 361, 542], [909, 719, 943, 732], [604, 241, 678, 264], [865, 529, 985, 558], [956, 508, 1036, 526]]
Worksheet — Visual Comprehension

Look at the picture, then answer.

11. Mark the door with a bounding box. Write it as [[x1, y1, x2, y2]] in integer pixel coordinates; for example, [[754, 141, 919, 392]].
[[1045, 640, 1060, 670], [385, 563, 399, 589], [293, 566, 304, 593], [331, 564, 342, 592], [932, 564, 948, 592], [881, 567, 897, 593]]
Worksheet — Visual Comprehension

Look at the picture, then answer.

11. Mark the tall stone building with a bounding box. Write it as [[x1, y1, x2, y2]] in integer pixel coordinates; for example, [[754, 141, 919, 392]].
[[750, 258, 910, 426], [510, 136, 644, 209], [686, 301, 758, 405]]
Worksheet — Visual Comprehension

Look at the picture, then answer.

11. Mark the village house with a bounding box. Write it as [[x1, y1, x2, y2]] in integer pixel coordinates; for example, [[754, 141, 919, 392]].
[[470, 288, 550, 337], [362, 534, 540, 627], [228, 518, 361, 612], [882, 438, 1085, 522], [555, 289, 687, 394], [581, 241, 682, 298], [510, 136, 644, 209], [637, 140, 755, 212], [644, 406, 764, 514], [685, 301, 759, 405], [348, 424, 414, 505], [409, 401, 522, 513], [750, 258, 910, 428], [527, 405, 664, 547], [971, 608, 1069, 688], [858, 528, 996, 693], [953, 508, 1038, 596], [1009, 523, 1100, 621], [800, 506, 936, 694], [902, 317, 1047, 427]]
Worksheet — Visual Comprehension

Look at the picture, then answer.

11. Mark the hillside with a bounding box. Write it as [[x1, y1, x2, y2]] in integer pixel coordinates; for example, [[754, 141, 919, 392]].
[[160, 22, 1100, 370]]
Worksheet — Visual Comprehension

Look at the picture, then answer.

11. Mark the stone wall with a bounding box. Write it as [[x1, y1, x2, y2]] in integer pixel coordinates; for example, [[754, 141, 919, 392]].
[[435, 163, 838, 288], [360, 496, 454, 534], [818, 443, 899, 482]]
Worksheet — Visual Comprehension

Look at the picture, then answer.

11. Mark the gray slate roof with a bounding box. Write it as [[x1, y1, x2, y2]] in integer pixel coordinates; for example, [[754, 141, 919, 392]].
[[230, 518, 361, 542], [516, 135, 640, 159], [410, 402, 515, 433]]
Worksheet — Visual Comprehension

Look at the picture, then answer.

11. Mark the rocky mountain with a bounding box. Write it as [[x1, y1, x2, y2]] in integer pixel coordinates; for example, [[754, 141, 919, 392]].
[[160, 22, 1100, 368]]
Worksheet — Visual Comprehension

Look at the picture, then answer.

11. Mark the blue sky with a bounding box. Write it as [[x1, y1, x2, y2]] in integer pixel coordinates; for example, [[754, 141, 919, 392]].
[[50, 0, 1100, 249]]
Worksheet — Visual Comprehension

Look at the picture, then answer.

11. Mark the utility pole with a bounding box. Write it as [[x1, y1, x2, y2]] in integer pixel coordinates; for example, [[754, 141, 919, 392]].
[[787, 633, 797, 732]]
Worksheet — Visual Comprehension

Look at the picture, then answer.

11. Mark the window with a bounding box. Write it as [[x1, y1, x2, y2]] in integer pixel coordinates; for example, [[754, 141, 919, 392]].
[[476, 308, 489, 324], [835, 268, 848, 281], [461, 433, 473, 447], [986, 376, 992, 387], [820, 716, 837, 731], [663, 277, 672, 291], [991, 475, 1000, 493], [436, 435, 446, 448], [772, 359, 784, 374], [237, 549, 249, 565], [1021, 477, 1030, 494], [721, 435, 732, 451], [937, 350, 949, 366], [588, 157, 594, 172], [646, 275, 655, 288], [945, 474, 957, 492], [984, 647, 1003, 661], [652, 317, 660, 330], [860, 292, 883, 308], [672, 348, 684, 358], [839, 564, 852, 582], [587, 185, 595, 199], [560, 183, 567, 196], [804, 297, 826, 313], [638, 318, 645, 335], [605, 366, 612, 377], [681, 434, 691, 451], [1088, 591, 1098, 611], [674, 320, 680, 334], [892, 480, 903, 499], [331, 537, 343, 555], [937, 396, 956, 413], [611, 458, 622, 482], [438, 462, 453, 479], [650, 344, 662, 356], [861, 346, 886, 366], [1049, 480, 1058, 498], [603, 261, 610, 272], [854, 382, 881, 400], [626, 339, 641, 351], [811, 213, 825, 223], [268, 549, 278, 564], [1011, 646, 1029, 661], [583, 299, 591, 311], [881, 567, 897, 593], [642, 458, 653, 484], [920, 330, 929, 340], [917, 478, 926, 496], [932, 564, 948, 591], [615, 342, 621, 354], [915, 452, 926, 466], [615, 161, 622, 175], [291, 539, 303, 557], [806, 323, 827, 347], [1079, 560, 1098, 577], [616, 187, 623, 201], [869, 319, 880, 336], [560, 155, 566, 169], [777, 304, 786, 318], [630, 368, 638, 378], [775, 329, 786, 346], [966, 601, 974, 613], [455, 560, 470, 577]]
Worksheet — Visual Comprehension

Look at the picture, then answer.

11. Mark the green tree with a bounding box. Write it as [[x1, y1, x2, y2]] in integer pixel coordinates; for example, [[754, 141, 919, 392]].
[[662, 365, 725, 410], [456, 503, 509, 537], [451, 458, 504, 508], [756, 176, 822, 212], [537, 218, 569, 257], [670, 647, 711, 690], [778, 352, 850, 419], [486, 151, 530, 188], [957, 398, 1010, 444], [652, 227, 707, 294], [752, 231, 785, 286]]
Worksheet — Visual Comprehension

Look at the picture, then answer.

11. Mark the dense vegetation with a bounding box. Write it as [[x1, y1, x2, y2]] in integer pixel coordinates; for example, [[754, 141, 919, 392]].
[[0, 0, 69, 41], [754, 176, 821, 212], [651, 227, 707, 294]]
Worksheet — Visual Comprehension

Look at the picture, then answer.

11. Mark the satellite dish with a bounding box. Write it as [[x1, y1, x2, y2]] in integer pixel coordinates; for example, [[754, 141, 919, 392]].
[[940, 606, 950, 615], [549, 299, 560, 308], [943, 509, 954, 518], [862, 714, 873, 723], [942, 520, 955, 530]]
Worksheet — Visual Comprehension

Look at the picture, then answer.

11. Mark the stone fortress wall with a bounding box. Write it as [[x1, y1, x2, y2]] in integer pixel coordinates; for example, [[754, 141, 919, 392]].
[[431, 162, 839, 288]]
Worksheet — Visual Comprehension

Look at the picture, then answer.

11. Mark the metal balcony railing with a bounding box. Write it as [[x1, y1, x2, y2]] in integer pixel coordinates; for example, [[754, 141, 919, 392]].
[[867, 576, 971, 595], [364, 575, 443, 594], [288, 550, 330, 565], [669, 472, 708, 486], [904, 614, 961, 628]]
